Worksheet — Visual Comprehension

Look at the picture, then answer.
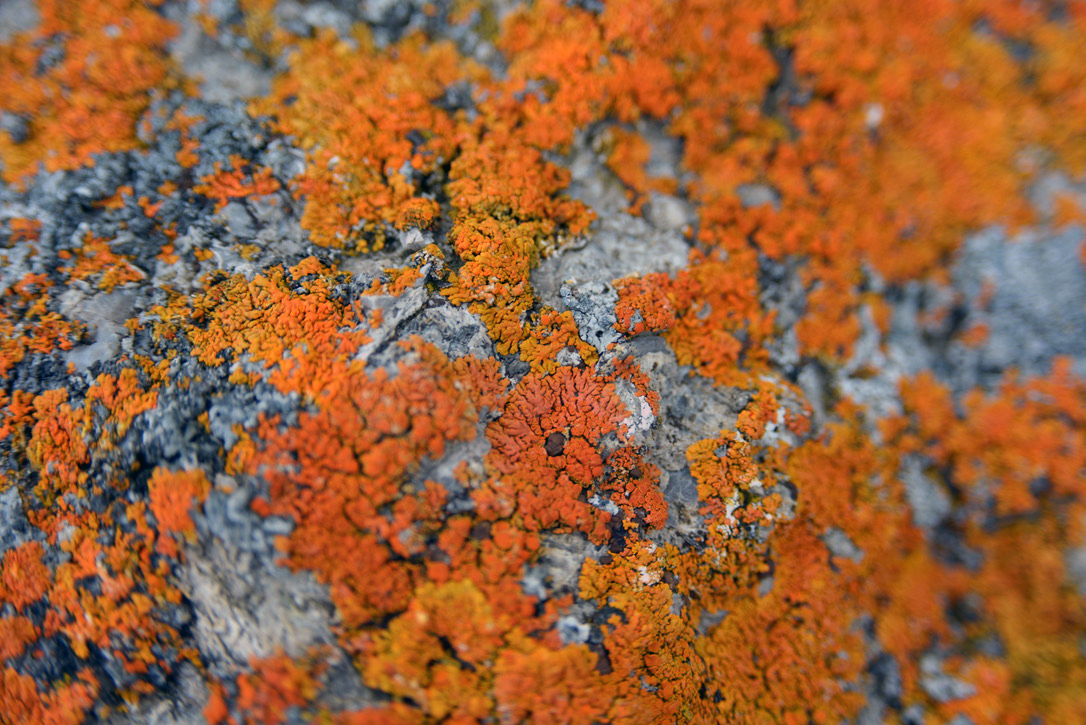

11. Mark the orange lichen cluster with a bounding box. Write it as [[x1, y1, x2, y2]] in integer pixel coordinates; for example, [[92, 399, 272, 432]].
[[60, 235, 144, 292], [476, 366, 625, 544], [252, 23, 596, 357], [517, 310, 597, 374], [147, 468, 210, 555], [159, 262, 696, 719], [0, 666, 98, 725], [0, 272, 83, 379], [613, 274, 676, 336], [440, 125, 594, 355], [601, 447, 666, 531], [0, 542, 50, 611], [205, 650, 323, 725], [0, 373, 196, 719], [885, 359, 1086, 721], [0, 0, 178, 184], [236, 340, 506, 636], [614, 251, 774, 386], [193, 155, 281, 211], [495, 0, 1086, 357], [250, 30, 473, 251], [153, 259, 371, 398]]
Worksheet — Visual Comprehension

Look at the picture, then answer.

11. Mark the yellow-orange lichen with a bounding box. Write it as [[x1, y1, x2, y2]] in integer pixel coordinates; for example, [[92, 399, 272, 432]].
[[193, 155, 281, 211], [61, 236, 144, 292], [0, 542, 50, 612], [147, 468, 210, 555], [0, 274, 83, 379], [239, 339, 506, 638], [0, 0, 178, 184]]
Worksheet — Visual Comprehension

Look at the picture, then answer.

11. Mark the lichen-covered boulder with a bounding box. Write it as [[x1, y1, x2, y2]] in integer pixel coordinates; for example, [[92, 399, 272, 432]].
[[1, 2, 1086, 723]]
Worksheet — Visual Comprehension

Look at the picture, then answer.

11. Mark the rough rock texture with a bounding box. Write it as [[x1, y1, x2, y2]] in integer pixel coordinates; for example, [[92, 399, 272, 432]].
[[1, 2, 1086, 724]]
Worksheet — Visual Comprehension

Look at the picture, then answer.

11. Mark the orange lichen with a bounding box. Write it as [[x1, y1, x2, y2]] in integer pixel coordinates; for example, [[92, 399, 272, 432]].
[[604, 127, 677, 214], [477, 366, 626, 544], [243, 339, 506, 637], [155, 260, 371, 399], [7, 218, 40, 243], [202, 682, 229, 725], [0, 667, 98, 725], [0, 0, 178, 184], [255, 23, 595, 356], [492, 641, 615, 724], [518, 309, 597, 374], [363, 579, 506, 720], [235, 651, 322, 724], [250, 30, 472, 251], [613, 274, 676, 336], [364, 266, 424, 298], [0, 542, 51, 612], [0, 615, 36, 660], [601, 447, 666, 531], [614, 250, 773, 386], [193, 155, 281, 211], [887, 359, 1086, 721], [147, 468, 210, 552], [493, 0, 1086, 359], [0, 352, 191, 717], [440, 128, 594, 354], [0, 273, 83, 379], [2, 1, 1085, 721], [85, 368, 159, 441]]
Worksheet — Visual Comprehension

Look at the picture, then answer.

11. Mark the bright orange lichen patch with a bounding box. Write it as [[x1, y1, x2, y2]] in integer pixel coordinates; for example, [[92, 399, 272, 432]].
[[0, 666, 98, 725], [477, 366, 626, 544], [240, 339, 506, 638], [235, 651, 322, 724], [250, 30, 473, 251], [577, 540, 712, 722], [2, 1, 1086, 721], [363, 579, 506, 720], [885, 359, 1086, 721], [6, 217, 41, 243], [614, 250, 773, 386], [601, 447, 666, 531], [85, 368, 159, 443], [202, 649, 330, 725], [364, 265, 425, 298], [254, 24, 595, 356], [0, 615, 37, 660], [0, 542, 51, 612], [154, 259, 371, 399], [147, 468, 210, 554], [492, 640, 616, 724], [0, 273, 83, 379], [613, 274, 676, 336], [193, 154, 281, 210], [604, 127, 678, 214], [0, 0, 178, 184], [440, 126, 594, 354], [492, 0, 1086, 358], [518, 309, 598, 374], [61, 236, 144, 292], [672, 405, 920, 721], [0, 368, 195, 718]]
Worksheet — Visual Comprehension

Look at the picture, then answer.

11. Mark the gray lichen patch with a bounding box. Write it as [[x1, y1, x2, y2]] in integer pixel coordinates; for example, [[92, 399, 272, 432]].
[[0, 0, 38, 43], [179, 528, 338, 672], [559, 281, 622, 353], [167, 7, 273, 104]]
